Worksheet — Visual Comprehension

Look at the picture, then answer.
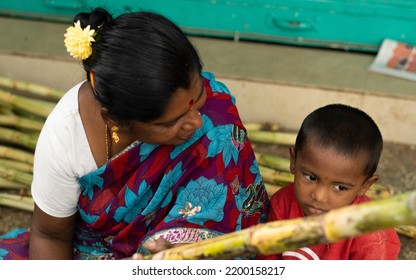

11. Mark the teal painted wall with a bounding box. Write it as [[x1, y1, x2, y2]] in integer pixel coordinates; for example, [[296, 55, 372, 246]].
[[1, 1, 416, 52]]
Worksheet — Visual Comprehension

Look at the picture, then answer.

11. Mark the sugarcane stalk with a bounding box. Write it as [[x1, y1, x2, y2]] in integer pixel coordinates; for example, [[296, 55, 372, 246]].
[[259, 166, 294, 186], [0, 76, 64, 101], [245, 122, 280, 132], [395, 225, 416, 239], [0, 193, 34, 211], [0, 127, 38, 150], [0, 104, 13, 115], [255, 152, 290, 172], [0, 177, 29, 189], [147, 190, 416, 260], [264, 182, 283, 197], [0, 89, 55, 119], [0, 159, 33, 173], [0, 145, 34, 164], [248, 131, 296, 145], [0, 165, 33, 185], [0, 114, 44, 131], [366, 183, 393, 199]]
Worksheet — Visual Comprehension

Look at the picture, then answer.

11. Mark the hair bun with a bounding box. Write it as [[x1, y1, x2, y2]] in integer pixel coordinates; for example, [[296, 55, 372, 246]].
[[74, 8, 113, 30]]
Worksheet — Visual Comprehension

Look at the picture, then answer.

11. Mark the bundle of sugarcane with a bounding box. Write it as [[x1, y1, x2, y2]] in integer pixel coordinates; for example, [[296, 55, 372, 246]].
[[147, 190, 416, 260], [0, 77, 64, 101], [0, 77, 62, 211]]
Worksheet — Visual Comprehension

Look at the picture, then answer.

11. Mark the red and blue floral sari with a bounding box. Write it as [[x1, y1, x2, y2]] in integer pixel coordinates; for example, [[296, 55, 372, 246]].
[[0, 72, 268, 259]]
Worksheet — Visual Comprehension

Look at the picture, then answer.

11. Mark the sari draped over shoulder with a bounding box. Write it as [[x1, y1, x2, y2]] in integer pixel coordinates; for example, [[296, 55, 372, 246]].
[[0, 72, 268, 260]]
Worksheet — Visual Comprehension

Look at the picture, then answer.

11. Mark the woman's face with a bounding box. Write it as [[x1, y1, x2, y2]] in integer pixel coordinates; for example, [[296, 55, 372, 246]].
[[290, 138, 377, 216], [127, 73, 206, 146]]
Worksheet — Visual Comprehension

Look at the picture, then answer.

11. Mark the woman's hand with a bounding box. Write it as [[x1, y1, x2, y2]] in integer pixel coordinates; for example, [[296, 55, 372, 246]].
[[130, 238, 173, 260]]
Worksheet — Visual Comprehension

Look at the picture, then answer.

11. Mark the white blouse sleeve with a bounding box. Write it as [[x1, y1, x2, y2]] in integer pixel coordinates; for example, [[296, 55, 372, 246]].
[[31, 82, 97, 218], [31, 124, 82, 218]]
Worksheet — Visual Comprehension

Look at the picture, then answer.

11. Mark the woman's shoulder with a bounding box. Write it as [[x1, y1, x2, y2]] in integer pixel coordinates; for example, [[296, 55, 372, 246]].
[[201, 72, 244, 128], [34, 80, 96, 182], [37, 80, 91, 163], [202, 72, 235, 102], [202, 72, 231, 94]]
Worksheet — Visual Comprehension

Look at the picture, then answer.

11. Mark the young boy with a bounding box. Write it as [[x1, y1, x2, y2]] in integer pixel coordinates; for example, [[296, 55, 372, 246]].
[[263, 104, 400, 260]]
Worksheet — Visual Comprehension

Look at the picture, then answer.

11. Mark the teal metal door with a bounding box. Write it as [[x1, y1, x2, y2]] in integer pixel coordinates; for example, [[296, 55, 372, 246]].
[[1, 1, 416, 52]]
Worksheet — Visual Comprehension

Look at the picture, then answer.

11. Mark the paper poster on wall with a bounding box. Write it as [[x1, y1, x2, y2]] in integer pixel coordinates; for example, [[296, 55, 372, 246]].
[[368, 39, 416, 82]]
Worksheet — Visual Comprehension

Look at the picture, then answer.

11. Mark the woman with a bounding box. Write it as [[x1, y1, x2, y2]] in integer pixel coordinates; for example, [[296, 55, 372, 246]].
[[0, 8, 268, 259]]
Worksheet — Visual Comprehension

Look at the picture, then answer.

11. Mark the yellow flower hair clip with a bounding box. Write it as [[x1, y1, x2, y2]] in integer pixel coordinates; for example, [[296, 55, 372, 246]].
[[64, 20, 96, 60]]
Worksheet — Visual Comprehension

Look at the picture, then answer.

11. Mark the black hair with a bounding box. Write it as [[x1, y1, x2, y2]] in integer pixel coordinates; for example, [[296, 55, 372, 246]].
[[294, 104, 383, 177], [74, 8, 203, 123]]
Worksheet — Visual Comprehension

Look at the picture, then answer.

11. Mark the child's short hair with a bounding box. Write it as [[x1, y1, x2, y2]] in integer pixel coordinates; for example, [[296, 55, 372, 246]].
[[294, 104, 383, 177]]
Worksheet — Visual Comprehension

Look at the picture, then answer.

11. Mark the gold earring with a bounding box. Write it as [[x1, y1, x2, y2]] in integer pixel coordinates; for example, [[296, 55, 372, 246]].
[[111, 125, 119, 143]]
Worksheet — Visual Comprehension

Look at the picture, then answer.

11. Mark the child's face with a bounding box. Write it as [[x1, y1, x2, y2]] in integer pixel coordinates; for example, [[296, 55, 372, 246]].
[[290, 139, 378, 217]]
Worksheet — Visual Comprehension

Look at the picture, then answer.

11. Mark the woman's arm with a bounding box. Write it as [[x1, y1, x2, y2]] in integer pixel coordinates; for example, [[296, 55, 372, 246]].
[[29, 204, 77, 260]]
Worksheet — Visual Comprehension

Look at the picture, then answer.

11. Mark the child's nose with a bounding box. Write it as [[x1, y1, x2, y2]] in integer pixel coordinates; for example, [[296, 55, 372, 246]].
[[311, 184, 329, 203]]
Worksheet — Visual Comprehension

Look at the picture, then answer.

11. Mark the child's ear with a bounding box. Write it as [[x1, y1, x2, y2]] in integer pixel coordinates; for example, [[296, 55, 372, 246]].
[[358, 175, 379, 196], [289, 146, 296, 174]]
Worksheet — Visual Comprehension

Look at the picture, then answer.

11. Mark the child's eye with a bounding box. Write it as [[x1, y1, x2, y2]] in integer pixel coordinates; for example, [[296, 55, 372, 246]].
[[304, 174, 317, 182], [334, 185, 348, 191]]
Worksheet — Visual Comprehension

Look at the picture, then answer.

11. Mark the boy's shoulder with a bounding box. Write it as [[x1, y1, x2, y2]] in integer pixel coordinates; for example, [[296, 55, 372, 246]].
[[352, 194, 371, 204], [270, 183, 294, 202], [348, 194, 400, 259], [269, 183, 303, 221]]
